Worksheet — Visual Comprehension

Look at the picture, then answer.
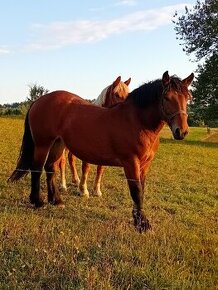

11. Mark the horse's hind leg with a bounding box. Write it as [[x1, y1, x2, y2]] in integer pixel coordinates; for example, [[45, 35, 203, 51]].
[[59, 149, 67, 191], [79, 161, 90, 197], [68, 152, 80, 187], [29, 145, 51, 207], [93, 165, 104, 197], [45, 161, 64, 207], [30, 171, 44, 207], [45, 139, 65, 206]]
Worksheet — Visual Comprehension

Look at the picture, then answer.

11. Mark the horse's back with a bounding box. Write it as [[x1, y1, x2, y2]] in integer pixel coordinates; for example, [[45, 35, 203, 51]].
[[32, 90, 86, 107], [28, 90, 89, 141]]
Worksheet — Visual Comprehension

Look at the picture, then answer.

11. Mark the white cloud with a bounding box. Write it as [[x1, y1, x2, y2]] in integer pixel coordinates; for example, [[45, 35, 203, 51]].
[[90, 0, 137, 12], [26, 4, 191, 51], [115, 0, 138, 6], [0, 47, 10, 55]]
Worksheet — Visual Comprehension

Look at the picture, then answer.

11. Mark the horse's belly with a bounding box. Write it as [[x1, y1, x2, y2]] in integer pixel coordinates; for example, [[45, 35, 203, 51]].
[[71, 150, 122, 167]]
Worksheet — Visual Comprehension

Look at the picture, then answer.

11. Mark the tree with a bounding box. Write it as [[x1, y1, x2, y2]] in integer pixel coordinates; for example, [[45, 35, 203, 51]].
[[193, 53, 218, 107], [173, 0, 218, 60], [191, 53, 218, 126], [0, 84, 49, 116], [27, 83, 49, 103], [173, 0, 218, 127]]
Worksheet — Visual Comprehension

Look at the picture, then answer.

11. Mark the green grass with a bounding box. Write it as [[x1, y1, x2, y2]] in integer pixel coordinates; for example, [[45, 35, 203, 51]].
[[0, 117, 217, 289]]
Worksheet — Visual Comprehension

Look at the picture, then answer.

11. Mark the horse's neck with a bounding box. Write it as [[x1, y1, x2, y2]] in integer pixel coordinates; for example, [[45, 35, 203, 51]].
[[136, 102, 164, 133], [104, 93, 114, 107], [94, 87, 108, 106], [117, 102, 164, 154], [118, 101, 163, 141], [143, 117, 164, 145], [137, 104, 164, 147]]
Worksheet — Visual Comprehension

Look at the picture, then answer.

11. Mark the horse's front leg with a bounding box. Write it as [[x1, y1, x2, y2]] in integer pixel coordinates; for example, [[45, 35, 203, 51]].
[[79, 161, 90, 197], [68, 152, 80, 187], [124, 160, 151, 232], [93, 165, 104, 197], [140, 158, 153, 193]]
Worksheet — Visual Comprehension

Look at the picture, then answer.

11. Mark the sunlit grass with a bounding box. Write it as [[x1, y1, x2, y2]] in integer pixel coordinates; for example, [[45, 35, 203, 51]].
[[0, 117, 217, 289]]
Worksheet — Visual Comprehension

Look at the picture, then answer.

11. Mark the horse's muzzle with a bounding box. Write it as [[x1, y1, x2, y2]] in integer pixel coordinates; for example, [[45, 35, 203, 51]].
[[173, 128, 188, 140]]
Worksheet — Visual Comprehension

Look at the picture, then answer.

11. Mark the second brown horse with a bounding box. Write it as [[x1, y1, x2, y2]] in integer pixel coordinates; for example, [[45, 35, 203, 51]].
[[58, 76, 131, 195]]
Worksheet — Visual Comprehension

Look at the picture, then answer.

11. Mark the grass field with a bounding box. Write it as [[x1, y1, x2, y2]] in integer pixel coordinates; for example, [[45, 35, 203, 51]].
[[0, 117, 217, 289]]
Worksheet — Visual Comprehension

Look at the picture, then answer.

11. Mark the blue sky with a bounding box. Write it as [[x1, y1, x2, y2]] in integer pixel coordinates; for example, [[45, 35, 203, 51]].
[[0, 0, 197, 104]]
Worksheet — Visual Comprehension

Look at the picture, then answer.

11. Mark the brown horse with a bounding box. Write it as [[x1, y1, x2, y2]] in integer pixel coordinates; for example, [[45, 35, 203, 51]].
[[59, 76, 131, 194], [9, 71, 194, 232]]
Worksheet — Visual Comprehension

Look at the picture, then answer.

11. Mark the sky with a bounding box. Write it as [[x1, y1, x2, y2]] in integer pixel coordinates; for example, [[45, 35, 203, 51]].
[[0, 0, 197, 105]]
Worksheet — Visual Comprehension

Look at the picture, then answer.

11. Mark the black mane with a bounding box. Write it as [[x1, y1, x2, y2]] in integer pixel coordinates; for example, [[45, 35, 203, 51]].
[[127, 76, 185, 107], [127, 79, 162, 107]]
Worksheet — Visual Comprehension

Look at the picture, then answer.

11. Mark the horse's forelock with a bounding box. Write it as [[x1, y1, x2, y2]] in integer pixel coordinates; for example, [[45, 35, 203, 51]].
[[170, 76, 192, 99], [113, 82, 129, 99]]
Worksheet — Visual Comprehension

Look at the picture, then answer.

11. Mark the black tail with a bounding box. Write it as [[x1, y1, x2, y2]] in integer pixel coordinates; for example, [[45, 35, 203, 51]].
[[8, 110, 34, 182]]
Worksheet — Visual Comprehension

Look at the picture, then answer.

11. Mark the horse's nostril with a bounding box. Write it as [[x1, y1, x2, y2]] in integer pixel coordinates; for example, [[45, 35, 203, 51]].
[[174, 128, 185, 140], [175, 128, 180, 137]]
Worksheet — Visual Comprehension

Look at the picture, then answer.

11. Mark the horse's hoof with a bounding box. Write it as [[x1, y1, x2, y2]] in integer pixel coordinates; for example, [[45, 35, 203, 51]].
[[59, 186, 68, 194], [57, 203, 65, 209], [72, 179, 80, 187], [34, 200, 45, 208], [29, 195, 36, 204], [80, 193, 89, 198], [55, 199, 65, 208], [93, 190, 102, 197], [48, 199, 65, 208], [132, 210, 151, 233], [79, 188, 90, 198], [136, 219, 152, 233]]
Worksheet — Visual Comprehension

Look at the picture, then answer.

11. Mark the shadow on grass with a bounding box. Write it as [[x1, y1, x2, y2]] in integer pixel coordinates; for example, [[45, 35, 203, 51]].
[[0, 184, 118, 223], [160, 137, 218, 148]]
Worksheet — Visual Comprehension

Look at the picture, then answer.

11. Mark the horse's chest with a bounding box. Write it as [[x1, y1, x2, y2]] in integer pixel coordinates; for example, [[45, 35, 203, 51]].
[[137, 133, 160, 160]]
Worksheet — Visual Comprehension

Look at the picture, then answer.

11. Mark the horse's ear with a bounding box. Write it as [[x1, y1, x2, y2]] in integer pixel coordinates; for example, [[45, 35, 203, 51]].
[[124, 78, 131, 86], [113, 76, 121, 88], [182, 73, 194, 87], [162, 71, 170, 87]]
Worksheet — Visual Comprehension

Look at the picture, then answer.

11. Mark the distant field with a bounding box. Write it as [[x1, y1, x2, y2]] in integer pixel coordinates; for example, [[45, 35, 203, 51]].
[[0, 117, 217, 289]]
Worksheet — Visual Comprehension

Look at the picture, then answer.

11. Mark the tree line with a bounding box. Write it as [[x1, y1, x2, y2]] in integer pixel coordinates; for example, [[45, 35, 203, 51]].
[[0, 84, 94, 116], [0, 84, 49, 116], [1, 0, 217, 127]]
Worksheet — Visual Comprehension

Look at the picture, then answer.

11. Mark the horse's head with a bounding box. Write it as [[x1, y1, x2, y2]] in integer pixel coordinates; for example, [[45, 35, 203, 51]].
[[161, 71, 194, 140], [103, 76, 131, 107]]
